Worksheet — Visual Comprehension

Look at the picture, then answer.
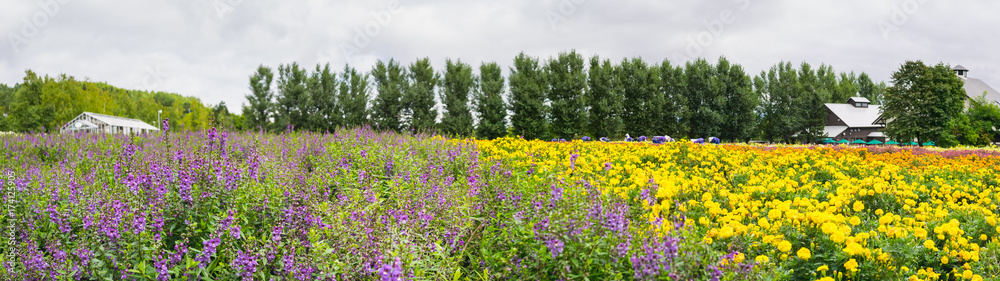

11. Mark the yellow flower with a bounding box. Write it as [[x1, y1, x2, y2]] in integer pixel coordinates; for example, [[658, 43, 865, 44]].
[[850, 216, 861, 226], [923, 239, 936, 249], [817, 265, 829, 272], [853, 201, 865, 212], [755, 255, 769, 263], [940, 255, 948, 264], [844, 258, 859, 272], [963, 270, 973, 279], [778, 240, 792, 252], [797, 247, 811, 260]]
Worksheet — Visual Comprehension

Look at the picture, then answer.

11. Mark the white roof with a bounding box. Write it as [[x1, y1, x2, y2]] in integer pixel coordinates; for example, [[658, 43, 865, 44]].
[[847, 97, 870, 104], [823, 126, 848, 138], [66, 119, 99, 130], [960, 77, 1000, 105], [825, 103, 884, 128], [83, 112, 159, 130], [867, 131, 885, 137]]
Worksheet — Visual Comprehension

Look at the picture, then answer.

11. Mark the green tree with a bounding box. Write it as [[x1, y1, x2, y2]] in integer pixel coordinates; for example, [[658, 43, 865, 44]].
[[585, 56, 622, 138], [545, 50, 587, 139], [474, 62, 507, 139], [962, 94, 1000, 145], [857, 72, 883, 104], [340, 65, 371, 128], [715, 57, 757, 142], [797, 62, 830, 142], [9, 70, 48, 132], [371, 59, 408, 132], [440, 58, 475, 136], [618, 57, 662, 137], [0, 83, 13, 131], [882, 61, 967, 147], [834, 72, 859, 103], [307, 63, 339, 132], [275, 62, 310, 131], [683, 58, 721, 138], [404, 58, 439, 132], [754, 61, 804, 143], [509, 52, 549, 140], [657, 59, 687, 137]]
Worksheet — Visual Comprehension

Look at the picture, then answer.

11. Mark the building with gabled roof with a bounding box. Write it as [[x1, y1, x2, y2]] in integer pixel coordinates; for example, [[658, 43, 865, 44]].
[[953, 65, 1000, 105], [59, 112, 159, 134], [823, 97, 886, 141]]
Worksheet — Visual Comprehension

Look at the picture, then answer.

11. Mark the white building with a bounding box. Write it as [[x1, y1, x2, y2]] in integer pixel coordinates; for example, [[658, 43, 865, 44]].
[[953, 65, 1000, 105], [59, 112, 159, 134]]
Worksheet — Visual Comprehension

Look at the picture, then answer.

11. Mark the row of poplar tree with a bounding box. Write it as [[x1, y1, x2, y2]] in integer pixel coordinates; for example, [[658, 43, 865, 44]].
[[242, 50, 886, 142]]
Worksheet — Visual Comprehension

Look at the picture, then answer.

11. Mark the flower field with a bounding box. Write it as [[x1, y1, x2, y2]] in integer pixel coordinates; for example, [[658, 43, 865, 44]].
[[1, 128, 999, 280]]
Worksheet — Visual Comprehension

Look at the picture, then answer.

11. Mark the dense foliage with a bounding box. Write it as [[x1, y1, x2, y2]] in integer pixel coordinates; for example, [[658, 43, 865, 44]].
[[883, 61, 968, 147], [5, 54, 996, 146], [2, 129, 999, 280], [0, 70, 232, 133]]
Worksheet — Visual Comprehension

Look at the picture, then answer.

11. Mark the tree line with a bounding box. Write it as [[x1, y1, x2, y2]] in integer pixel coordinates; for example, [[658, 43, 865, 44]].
[[244, 50, 887, 142], [0, 70, 238, 133]]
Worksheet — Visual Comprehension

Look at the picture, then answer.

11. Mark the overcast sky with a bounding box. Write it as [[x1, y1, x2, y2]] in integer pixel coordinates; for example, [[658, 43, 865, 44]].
[[2, 0, 998, 113]]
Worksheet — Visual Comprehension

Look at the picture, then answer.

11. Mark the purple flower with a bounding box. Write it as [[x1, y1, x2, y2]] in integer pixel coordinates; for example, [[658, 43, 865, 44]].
[[569, 153, 579, 170], [546, 237, 564, 259], [550, 184, 563, 205], [161, 118, 169, 132], [233, 250, 258, 281], [378, 257, 403, 281], [154, 255, 170, 281]]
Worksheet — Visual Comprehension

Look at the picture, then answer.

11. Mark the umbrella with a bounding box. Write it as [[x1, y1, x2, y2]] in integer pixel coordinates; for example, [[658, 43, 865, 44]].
[[820, 138, 835, 144], [884, 140, 900, 145], [922, 141, 936, 146], [851, 139, 867, 144], [903, 141, 918, 146], [866, 139, 883, 145], [836, 139, 850, 144]]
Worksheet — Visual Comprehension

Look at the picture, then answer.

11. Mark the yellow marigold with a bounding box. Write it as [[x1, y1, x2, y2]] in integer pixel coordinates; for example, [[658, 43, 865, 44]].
[[818, 277, 834, 281], [817, 265, 829, 272], [844, 258, 859, 272], [850, 216, 861, 226], [853, 201, 864, 212], [778, 240, 792, 252], [923, 239, 936, 249], [963, 270, 973, 279], [940, 255, 948, 264], [831, 233, 846, 244], [797, 247, 811, 260], [755, 255, 769, 263]]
